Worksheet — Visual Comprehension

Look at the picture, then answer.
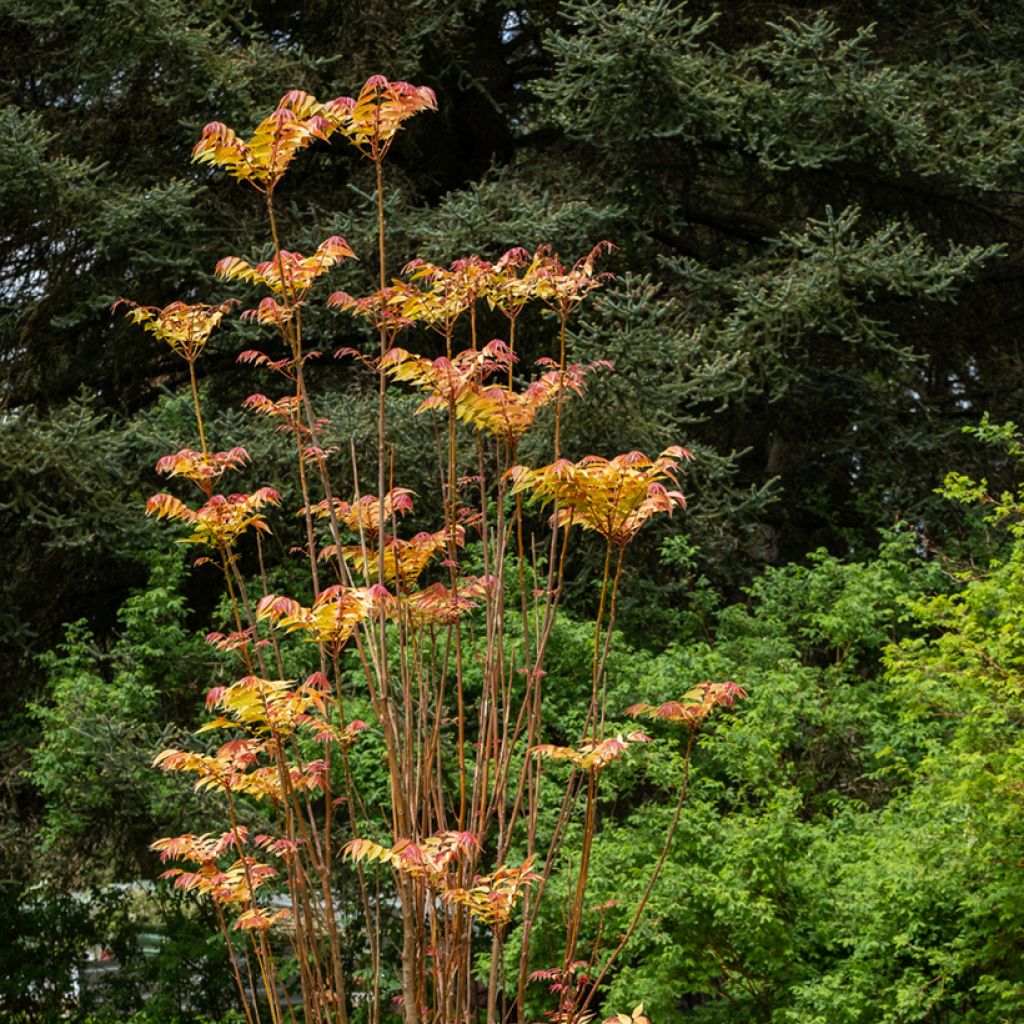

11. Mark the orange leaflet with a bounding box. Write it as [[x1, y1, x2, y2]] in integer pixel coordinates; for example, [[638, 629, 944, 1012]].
[[151, 829, 248, 865], [400, 576, 493, 627], [115, 298, 234, 362], [603, 1006, 651, 1024], [442, 856, 539, 928], [327, 76, 437, 161], [626, 681, 748, 728], [507, 446, 692, 546], [155, 734, 329, 802], [216, 235, 356, 305], [382, 340, 611, 443], [193, 89, 341, 190], [329, 244, 610, 348], [344, 831, 478, 889], [151, 829, 285, 929], [396, 255, 496, 334], [326, 527, 463, 588], [256, 584, 387, 646], [328, 284, 417, 338], [145, 487, 281, 548], [201, 673, 333, 737], [155, 447, 250, 484], [485, 242, 614, 319], [302, 488, 415, 536], [530, 732, 652, 771]]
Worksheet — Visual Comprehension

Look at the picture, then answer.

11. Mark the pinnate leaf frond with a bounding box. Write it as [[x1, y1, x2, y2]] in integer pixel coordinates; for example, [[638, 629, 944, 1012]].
[[508, 446, 692, 546], [327, 76, 437, 161], [192, 91, 342, 189]]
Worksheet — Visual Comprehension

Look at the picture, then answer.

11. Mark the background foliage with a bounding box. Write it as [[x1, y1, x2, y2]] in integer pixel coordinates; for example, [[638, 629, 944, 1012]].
[[4, 1, 1024, 1020]]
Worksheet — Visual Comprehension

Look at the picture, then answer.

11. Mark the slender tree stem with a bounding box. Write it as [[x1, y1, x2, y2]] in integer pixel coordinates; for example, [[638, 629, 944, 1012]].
[[188, 359, 208, 456]]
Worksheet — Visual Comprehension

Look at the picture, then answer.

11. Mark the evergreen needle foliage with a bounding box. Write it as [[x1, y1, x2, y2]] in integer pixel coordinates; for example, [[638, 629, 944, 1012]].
[[6, 4, 1024, 1022]]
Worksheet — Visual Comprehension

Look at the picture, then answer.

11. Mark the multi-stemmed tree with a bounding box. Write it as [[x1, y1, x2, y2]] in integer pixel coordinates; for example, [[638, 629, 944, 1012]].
[[129, 79, 742, 1024]]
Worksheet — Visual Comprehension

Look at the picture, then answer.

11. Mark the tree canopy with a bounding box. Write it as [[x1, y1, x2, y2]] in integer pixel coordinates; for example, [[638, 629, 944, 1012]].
[[4, 2, 1024, 1021]]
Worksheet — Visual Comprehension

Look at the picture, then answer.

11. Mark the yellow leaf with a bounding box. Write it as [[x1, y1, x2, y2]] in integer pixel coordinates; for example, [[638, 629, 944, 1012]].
[[196, 717, 235, 733]]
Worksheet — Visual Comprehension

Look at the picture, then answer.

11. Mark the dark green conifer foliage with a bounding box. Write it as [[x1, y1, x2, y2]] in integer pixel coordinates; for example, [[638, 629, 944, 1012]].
[[6, 4, 1024, 1017]]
